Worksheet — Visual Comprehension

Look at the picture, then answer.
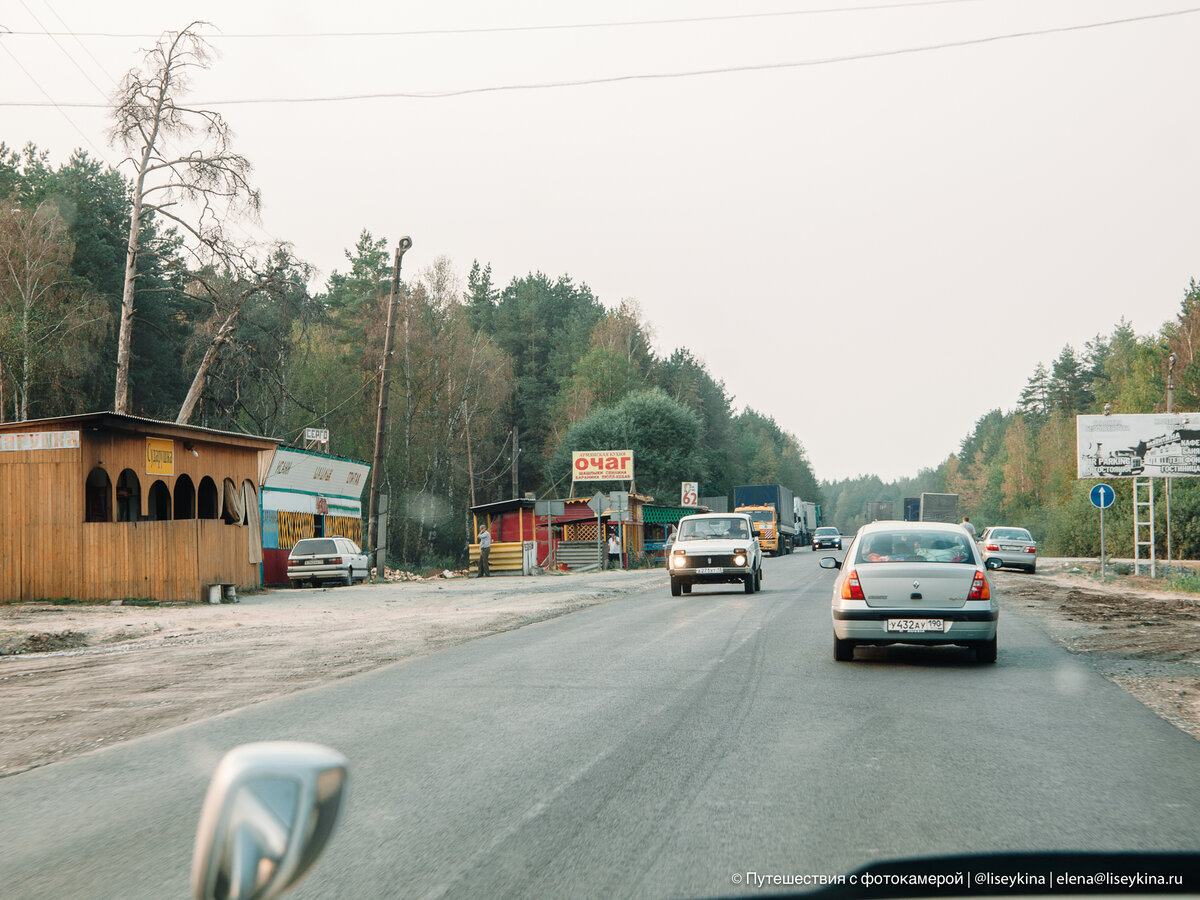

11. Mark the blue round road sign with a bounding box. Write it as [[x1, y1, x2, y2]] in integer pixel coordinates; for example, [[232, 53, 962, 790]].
[[1090, 483, 1115, 509]]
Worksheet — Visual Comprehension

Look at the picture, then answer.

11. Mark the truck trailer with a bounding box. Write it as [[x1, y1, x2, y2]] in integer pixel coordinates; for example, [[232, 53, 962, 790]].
[[734, 484, 797, 555], [794, 498, 818, 545], [918, 492, 959, 523]]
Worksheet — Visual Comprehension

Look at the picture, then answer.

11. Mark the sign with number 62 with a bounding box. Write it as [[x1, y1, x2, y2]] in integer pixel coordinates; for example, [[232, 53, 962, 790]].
[[681, 481, 698, 508]]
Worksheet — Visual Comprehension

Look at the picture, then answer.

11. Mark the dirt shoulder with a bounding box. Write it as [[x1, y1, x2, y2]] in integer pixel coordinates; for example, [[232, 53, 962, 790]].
[[0, 569, 662, 777], [992, 560, 1200, 740], [4, 560, 1199, 778]]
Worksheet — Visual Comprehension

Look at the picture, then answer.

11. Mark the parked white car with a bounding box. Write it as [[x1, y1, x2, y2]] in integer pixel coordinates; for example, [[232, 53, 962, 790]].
[[666, 512, 763, 596], [287, 537, 369, 587]]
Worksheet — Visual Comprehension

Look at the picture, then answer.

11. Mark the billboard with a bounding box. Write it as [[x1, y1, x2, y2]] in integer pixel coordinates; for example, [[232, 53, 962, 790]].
[[571, 450, 634, 482], [1077, 413, 1200, 478]]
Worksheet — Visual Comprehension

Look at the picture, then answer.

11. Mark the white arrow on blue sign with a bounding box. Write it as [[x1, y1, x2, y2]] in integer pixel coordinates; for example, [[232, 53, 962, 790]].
[[1090, 483, 1115, 509]]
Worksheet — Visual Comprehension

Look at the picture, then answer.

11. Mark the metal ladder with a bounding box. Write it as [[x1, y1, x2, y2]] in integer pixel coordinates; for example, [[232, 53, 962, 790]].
[[1132, 477, 1155, 577]]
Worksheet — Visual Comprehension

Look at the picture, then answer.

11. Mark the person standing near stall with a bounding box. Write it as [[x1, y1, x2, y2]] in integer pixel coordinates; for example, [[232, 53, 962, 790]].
[[478, 524, 491, 577]]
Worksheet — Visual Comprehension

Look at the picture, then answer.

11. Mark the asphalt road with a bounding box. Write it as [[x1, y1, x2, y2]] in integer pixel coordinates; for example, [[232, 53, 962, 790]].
[[3, 550, 1200, 899]]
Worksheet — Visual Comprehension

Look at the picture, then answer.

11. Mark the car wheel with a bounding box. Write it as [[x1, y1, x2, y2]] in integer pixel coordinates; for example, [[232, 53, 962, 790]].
[[1026, 563, 1036, 574], [744, 574, 755, 594], [811, 544, 816, 552], [290, 580, 303, 589], [755, 567, 762, 591], [342, 568, 353, 587], [834, 635, 855, 661], [976, 635, 998, 664], [670, 577, 682, 597]]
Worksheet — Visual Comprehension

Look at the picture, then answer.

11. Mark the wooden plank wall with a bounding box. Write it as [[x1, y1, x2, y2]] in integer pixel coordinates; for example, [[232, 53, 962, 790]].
[[1, 432, 264, 603]]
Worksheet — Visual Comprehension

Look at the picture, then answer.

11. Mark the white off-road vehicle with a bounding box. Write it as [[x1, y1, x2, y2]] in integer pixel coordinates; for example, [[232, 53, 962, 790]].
[[666, 512, 764, 596]]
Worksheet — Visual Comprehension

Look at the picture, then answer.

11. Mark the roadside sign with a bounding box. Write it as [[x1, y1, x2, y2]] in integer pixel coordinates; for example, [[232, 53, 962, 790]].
[[1090, 483, 1114, 581], [1090, 484, 1115, 509], [587, 492, 606, 514], [681, 482, 698, 508], [571, 449, 634, 482]]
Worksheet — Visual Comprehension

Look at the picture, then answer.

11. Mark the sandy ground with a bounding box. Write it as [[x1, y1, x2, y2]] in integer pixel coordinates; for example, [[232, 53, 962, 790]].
[[3, 560, 1199, 777], [0, 569, 662, 777]]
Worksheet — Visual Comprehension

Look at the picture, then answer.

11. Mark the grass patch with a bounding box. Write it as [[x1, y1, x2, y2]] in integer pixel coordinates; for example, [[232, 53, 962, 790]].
[[1165, 570, 1200, 593]]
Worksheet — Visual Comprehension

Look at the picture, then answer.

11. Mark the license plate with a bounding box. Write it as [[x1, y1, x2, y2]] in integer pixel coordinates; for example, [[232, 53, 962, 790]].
[[697, 567, 723, 574], [303, 559, 322, 566], [1001, 544, 1022, 551], [887, 618, 945, 633]]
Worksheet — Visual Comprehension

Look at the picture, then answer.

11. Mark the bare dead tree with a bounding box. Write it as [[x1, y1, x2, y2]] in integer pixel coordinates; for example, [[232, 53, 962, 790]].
[[108, 21, 261, 414]]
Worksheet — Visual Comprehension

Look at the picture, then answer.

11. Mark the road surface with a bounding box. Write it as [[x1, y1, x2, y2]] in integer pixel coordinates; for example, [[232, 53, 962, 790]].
[[3, 552, 1199, 899]]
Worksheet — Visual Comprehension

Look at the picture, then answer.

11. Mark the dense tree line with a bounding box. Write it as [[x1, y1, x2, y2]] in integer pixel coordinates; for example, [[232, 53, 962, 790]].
[[2, 141, 822, 569], [824, 284, 1200, 558]]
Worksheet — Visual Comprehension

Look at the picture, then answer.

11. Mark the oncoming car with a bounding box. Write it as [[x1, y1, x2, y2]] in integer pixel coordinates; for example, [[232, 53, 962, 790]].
[[667, 512, 763, 596], [812, 526, 842, 551], [287, 537, 369, 588], [820, 521, 998, 663], [979, 526, 1038, 573]]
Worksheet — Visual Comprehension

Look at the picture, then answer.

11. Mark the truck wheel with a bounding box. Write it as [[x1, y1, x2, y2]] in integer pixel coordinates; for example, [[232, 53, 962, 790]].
[[670, 577, 682, 597]]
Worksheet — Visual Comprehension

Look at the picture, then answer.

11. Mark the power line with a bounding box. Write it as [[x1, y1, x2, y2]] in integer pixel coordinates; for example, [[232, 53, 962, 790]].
[[0, 37, 108, 157], [0, 0, 990, 39], [4, 7, 1197, 108]]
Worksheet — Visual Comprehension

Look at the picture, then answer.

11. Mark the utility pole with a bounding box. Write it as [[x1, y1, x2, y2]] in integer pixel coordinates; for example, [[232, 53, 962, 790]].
[[367, 236, 412, 581], [1166, 352, 1177, 563], [511, 425, 519, 499]]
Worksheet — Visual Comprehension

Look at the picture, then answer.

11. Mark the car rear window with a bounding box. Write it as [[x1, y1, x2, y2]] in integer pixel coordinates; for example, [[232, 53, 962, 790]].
[[291, 539, 338, 556], [855, 530, 975, 564], [991, 528, 1032, 541]]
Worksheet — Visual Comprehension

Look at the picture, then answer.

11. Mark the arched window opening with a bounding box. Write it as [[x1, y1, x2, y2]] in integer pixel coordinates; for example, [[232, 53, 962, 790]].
[[221, 477, 243, 525], [116, 469, 141, 522], [85, 467, 112, 523], [148, 480, 172, 520], [198, 476, 219, 519], [174, 474, 196, 520]]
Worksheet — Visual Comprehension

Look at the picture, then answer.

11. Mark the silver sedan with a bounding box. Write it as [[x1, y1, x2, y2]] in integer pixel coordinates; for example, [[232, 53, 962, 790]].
[[821, 521, 999, 663], [979, 526, 1038, 573]]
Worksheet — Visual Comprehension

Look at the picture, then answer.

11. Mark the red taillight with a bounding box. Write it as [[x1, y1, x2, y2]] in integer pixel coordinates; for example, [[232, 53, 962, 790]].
[[967, 570, 990, 600], [1024, 547, 1036, 554], [985, 543, 999, 552], [841, 569, 865, 600], [328, 556, 343, 565]]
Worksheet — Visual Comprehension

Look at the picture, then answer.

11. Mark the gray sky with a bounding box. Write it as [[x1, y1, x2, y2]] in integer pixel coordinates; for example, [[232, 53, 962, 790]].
[[3, 0, 1198, 483]]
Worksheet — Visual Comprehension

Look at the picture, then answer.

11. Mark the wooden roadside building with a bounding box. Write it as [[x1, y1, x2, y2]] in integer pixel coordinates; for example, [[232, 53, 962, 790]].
[[0, 412, 276, 604]]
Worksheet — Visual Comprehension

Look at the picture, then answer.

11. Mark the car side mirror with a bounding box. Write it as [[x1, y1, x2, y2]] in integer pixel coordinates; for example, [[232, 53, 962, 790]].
[[819, 557, 841, 570], [985, 557, 1002, 570], [192, 742, 347, 900]]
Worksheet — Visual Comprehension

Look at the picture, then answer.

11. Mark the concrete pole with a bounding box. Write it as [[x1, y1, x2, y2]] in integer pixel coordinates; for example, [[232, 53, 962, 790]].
[[367, 237, 412, 581]]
